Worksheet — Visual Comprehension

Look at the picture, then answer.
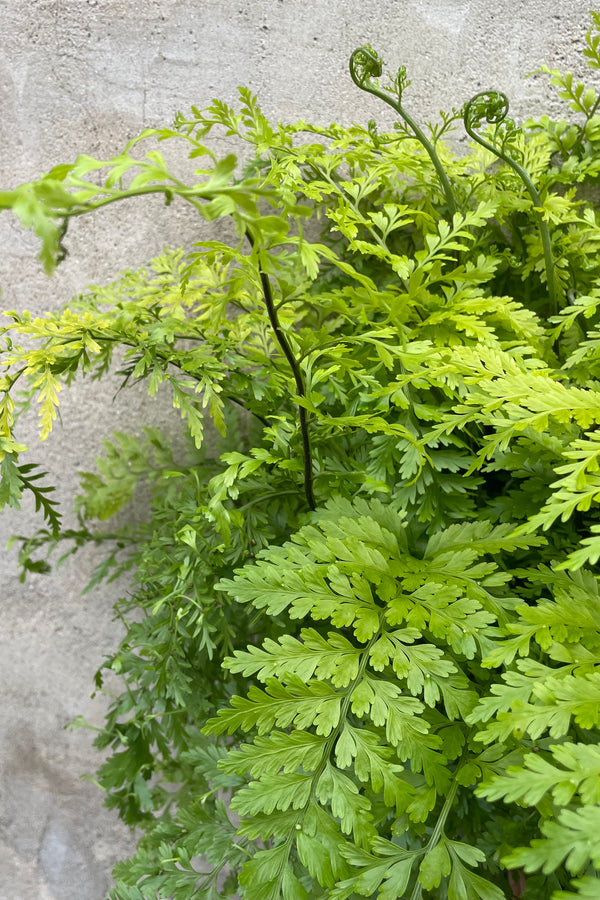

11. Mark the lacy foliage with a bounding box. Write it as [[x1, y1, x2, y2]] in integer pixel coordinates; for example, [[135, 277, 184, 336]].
[[3, 13, 600, 900]]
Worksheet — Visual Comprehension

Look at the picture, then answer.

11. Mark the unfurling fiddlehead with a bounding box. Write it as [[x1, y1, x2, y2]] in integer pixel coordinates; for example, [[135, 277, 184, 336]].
[[463, 90, 557, 311], [349, 45, 458, 217]]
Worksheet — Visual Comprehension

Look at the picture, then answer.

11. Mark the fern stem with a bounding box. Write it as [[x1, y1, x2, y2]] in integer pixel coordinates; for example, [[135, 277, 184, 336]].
[[315, 612, 387, 784], [350, 46, 458, 218], [245, 230, 316, 510], [225, 394, 269, 427], [263, 614, 389, 897], [409, 755, 463, 900], [66, 183, 208, 219], [463, 91, 557, 313]]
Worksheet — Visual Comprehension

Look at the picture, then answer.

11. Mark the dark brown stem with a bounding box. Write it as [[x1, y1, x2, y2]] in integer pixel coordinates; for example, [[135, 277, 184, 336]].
[[245, 231, 316, 510]]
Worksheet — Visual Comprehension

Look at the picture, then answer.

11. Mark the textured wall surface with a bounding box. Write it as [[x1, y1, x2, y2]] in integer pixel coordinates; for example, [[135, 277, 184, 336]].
[[0, 1, 595, 897]]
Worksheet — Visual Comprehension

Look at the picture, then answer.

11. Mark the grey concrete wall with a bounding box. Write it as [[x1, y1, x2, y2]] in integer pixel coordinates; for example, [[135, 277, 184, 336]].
[[0, 1, 594, 897]]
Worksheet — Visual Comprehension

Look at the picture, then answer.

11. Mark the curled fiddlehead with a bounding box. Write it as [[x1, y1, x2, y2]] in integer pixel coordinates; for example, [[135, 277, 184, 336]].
[[464, 90, 510, 130], [349, 44, 384, 89], [463, 90, 557, 310], [349, 46, 458, 217]]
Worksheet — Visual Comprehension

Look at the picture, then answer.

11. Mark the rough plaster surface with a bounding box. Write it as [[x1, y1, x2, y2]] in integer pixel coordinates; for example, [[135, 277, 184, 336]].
[[0, 1, 595, 897]]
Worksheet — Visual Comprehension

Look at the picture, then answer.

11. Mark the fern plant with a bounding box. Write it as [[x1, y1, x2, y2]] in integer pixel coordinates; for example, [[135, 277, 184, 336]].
[[4, 13, 600, 900]]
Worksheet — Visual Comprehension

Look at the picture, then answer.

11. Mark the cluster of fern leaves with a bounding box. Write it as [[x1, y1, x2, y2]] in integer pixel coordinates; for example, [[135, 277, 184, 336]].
[[4, 13, 600, 900]]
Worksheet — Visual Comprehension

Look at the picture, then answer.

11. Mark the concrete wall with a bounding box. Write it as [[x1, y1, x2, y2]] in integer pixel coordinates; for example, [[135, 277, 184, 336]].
[[0, 1, 594, 897]]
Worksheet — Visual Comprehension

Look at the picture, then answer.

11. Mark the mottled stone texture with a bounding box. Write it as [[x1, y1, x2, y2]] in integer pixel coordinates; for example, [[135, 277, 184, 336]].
[[0, 1, 593, 896]]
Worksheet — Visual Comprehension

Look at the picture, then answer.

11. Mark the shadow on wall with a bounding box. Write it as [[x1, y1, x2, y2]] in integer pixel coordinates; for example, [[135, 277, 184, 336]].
[[0, 727, 117, 900]]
